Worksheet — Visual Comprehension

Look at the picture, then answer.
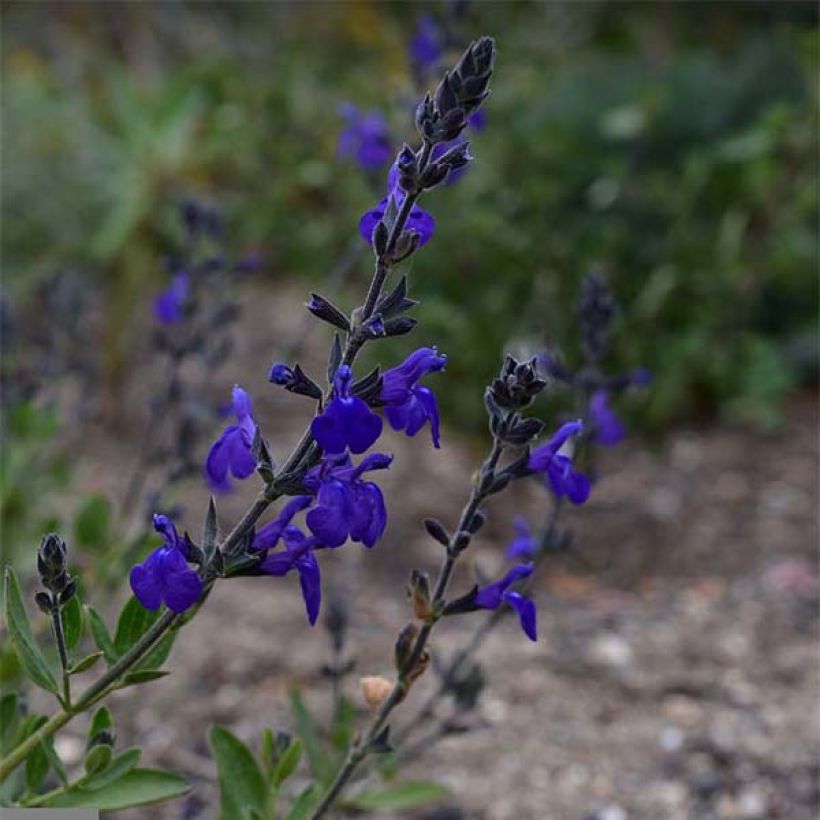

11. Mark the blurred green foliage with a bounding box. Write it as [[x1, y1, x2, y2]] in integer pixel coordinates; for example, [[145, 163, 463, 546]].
[[3, 2, 817, 432]]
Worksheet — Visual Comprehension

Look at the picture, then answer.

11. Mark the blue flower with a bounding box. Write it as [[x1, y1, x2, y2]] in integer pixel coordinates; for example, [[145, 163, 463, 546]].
[[380, 347, 447, 447], [589, 390, 624, 446], [130, 514, 203, 613], [474, 563, 537, 641], [259, 526, 323, 626], [205, 386, 258, 492], [505, 515, 537, 560], [311, 366, 383, 456], [528, 420, 590, 505], [252, 496, 314, 551], [409, 13, 443, 70], [359, 162, 436, 248], [154, 273, 189, 325], [337, 103, 393, 171], [303, 453, 392, 549]]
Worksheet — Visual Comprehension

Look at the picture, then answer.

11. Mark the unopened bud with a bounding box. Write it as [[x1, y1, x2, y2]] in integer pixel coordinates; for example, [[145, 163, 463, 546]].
[[360, 676, 393, 708]]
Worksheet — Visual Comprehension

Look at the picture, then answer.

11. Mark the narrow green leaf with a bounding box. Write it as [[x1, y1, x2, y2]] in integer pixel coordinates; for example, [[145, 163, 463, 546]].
[[3, 567, 58, 694], [82, 747, 141, 791], [116, 670, 169, 690], [47, 768, 190, 809], [85, 606, 118, 665], [42, 734, 68, 786], [273, 738, 302, 787], [286, 785, 317, 820], [209, 726, 267, 820], [289, 690, 333, 785], [0, 693, 19, 751], [260, 727, 276, 777], [69, 652, 104, 675], [74, 494, 112, 550], [347, 781, 449, 811], [114, 596, 161, 656], [135, 630, 176, 671], [61, 593, 84, 651], [24, 716, 49, 792]]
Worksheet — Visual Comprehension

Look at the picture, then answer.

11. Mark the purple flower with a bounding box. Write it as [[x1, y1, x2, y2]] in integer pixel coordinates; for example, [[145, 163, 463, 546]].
[[359, 164, 436, 248], [259, 525, 322, 625], [474, 563, 537, 641], [303, 453, 392, 549], [589, 390, 624, 446], [380, 347, 447, 447], [409, 14, 443, 70], [205, 386, 258, 492], [528, 420, 590, 505], [129, 514, 203, 613], [311, 366, 383, 456], [253, 496, 314, 551], [505, 516, 537, 560], [154, 273, 189, 325], [337, 103, 393, 171]]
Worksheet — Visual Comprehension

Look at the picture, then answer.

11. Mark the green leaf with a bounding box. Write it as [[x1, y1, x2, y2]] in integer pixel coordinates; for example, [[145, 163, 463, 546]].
[[3, 567, 58, 694], [260, 727, 276, 776], [289, 689, 333, 785], [69, 651, 104, 675], [85, 605, 118, 664], [273, 738, 302, 787], [209, 726, 268, 820], [47, 768, 190, 809], [347, 781, 449, 811], [74, 494, 112, 550], [61, 593, 84, 651], [85, 744, 113, 776], [82, 747, 141, 791], [0, 693, 19, 752], [135, 629, 176, 671], [24, 716, 49, 792], [286, 785, 317, 820], [88, 706, 113, 744], [115, 669, 169, 689], [114, 596, 161, 656], [42, 734, 68, 786]]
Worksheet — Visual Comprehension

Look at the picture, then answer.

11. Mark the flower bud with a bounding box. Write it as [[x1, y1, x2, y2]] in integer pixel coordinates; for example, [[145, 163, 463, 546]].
[[360, 676, 393, 708], [37, 533, 69, 595], [408, 570, 432, 621]]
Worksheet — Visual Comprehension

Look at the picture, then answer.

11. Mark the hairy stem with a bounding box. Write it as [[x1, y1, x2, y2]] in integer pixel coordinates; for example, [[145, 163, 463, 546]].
[[51, 606, 71, 709]]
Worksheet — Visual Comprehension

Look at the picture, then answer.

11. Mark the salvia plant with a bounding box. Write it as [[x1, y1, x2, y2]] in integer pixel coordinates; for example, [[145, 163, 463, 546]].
[[1, 36, 647, 817]]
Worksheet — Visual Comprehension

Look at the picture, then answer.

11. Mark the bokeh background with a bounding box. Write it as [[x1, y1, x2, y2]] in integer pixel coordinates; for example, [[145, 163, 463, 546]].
[[2, 3, 818, 819]]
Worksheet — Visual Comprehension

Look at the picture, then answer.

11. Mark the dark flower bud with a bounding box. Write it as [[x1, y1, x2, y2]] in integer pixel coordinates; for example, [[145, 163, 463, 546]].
[[251, 427, 276, 484], [58, 578, 78, 605], [394, 622, 419, 672], [324, 593, 349, 654], [415, 94, 435, 139], [442, 584, 480, 616], [389, 230, 421, 263], [351, 366, 384, 404], [577, 272, 618, 363], [372, 221, 389, 257], [395, 144, 418, 193], [382, 316, 418, 337], [37, 534, 68, 595], [269, 362, 322, 401], [453, 530, 472, 552], [306, 293, 351, 332], [466, 509, 486, 534], [436, 140, 473, 172], [34, 592, 53, 614], [488, 355, 547, 410], [408, 570, 432, 621], [418, 163, 450, 190], [423, 517, 450, 547]]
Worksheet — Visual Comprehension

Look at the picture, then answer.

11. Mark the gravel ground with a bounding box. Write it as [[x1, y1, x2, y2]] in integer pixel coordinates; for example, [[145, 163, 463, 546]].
[[37, 285, 819, 819]]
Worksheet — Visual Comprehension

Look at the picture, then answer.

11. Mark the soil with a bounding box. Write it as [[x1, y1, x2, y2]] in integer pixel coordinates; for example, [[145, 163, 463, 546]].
[[37, 285, 820, 819]]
